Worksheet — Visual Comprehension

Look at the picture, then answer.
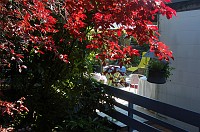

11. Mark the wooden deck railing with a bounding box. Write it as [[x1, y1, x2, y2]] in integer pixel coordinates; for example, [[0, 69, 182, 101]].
[[100, 84, 200, 132]]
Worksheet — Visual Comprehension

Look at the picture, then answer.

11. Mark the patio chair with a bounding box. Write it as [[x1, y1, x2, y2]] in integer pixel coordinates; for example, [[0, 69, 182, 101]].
[[127, 52, 150, 73], [128, 74, 144, 94]]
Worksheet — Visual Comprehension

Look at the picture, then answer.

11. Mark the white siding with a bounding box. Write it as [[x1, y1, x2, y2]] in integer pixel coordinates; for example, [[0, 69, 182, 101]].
[[158, 10, 200, 131]]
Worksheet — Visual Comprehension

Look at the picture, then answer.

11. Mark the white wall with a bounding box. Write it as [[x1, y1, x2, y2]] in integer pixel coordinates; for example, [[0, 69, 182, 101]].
[[158, 10, 200, 131], [158, 9, 200, 131]]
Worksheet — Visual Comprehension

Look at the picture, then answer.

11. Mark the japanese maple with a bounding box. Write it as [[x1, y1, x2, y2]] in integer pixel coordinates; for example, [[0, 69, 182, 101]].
[[0, 0, 176, 69]]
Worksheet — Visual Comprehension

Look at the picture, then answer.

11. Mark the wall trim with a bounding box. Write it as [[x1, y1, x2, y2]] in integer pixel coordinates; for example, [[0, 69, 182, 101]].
[[168, 0, 200, 12]]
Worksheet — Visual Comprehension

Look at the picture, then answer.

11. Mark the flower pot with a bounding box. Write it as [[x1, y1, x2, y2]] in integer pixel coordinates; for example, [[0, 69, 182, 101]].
[[147, 69, 166, 84]]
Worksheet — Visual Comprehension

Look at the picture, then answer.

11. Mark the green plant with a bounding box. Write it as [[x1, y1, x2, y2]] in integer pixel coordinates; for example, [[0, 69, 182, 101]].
[[147, 59, 174, 79]]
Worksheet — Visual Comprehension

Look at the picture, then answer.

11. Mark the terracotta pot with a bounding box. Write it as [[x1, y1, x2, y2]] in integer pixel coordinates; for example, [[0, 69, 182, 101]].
[[147, 69, 166, 84]]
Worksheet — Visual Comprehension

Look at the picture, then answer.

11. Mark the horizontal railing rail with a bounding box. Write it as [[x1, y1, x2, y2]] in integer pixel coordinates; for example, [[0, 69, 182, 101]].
[[100, 84, 200, 132]]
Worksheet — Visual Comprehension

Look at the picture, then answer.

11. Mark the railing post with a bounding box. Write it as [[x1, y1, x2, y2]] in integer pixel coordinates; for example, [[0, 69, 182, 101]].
[[128, 102, 134, 132]]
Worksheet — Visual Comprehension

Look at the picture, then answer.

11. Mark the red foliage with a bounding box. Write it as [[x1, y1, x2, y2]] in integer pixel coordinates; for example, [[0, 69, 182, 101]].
[[0, 97, 28, 132], [0, 0, 176, 67], [0, 97, 28, 116]]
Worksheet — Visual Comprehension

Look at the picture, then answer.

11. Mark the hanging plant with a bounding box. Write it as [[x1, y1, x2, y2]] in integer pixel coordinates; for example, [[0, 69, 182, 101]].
[[147, 59, 174, 84]]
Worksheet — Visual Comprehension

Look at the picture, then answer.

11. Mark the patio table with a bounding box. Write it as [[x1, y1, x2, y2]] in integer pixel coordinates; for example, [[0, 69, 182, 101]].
[[138, 76, 157, 99]]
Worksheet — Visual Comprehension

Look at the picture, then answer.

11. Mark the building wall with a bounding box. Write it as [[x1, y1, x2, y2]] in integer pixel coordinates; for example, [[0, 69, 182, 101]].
[[158, 9, 200, 131], [158, 9, 200, 112]]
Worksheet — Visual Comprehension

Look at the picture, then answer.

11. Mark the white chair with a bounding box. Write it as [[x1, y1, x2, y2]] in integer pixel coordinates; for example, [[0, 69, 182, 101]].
[[128, 74, 143, 94]]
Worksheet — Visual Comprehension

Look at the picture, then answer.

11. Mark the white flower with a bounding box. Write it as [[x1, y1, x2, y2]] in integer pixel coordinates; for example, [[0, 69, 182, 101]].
[[100, 75, 107, 84], [92, 73, 107, 84]]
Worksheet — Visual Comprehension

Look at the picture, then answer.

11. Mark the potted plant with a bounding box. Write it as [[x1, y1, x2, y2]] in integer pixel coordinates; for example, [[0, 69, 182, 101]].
[[147, 58, 174, 84]]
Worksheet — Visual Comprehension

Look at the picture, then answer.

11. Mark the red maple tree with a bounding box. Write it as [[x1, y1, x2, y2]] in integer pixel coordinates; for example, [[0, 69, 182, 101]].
[[0, 0, 175, 68]]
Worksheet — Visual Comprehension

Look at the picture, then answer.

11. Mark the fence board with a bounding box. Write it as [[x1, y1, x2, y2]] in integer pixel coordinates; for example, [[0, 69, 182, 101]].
[[102, 84, 200, 131]]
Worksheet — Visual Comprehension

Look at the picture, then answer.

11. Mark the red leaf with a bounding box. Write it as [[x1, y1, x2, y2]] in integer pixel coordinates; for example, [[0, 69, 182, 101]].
[[164, 0, 171, 2], [38, 50, 45, 54], [117, 30, 121, 37]]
